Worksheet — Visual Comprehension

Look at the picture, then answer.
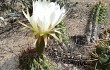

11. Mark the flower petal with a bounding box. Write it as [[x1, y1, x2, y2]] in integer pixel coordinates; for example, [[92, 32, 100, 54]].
[[23, 0, 66, 36], [50, 33, 61, 43], [22, 8, 30, 22], [43, 35, 48, 46]]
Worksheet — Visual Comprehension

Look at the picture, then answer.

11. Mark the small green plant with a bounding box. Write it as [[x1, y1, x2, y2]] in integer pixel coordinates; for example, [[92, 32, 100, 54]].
[[92, 40, 110, 70], [19, 48, 55, 70]]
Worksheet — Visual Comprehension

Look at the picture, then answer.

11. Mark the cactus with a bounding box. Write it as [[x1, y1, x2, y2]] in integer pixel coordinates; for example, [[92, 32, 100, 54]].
[[92, 40, 110, 70], [86, 2, 107, 43]]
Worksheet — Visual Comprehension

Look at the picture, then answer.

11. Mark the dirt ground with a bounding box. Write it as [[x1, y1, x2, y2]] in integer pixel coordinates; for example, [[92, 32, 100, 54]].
[[0, 0, 110, 70]]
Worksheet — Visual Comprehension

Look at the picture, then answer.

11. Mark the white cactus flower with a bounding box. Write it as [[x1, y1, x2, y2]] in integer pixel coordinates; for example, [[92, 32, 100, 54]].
[[23, 0, 65, 35], [20, 0, 66, 45]]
